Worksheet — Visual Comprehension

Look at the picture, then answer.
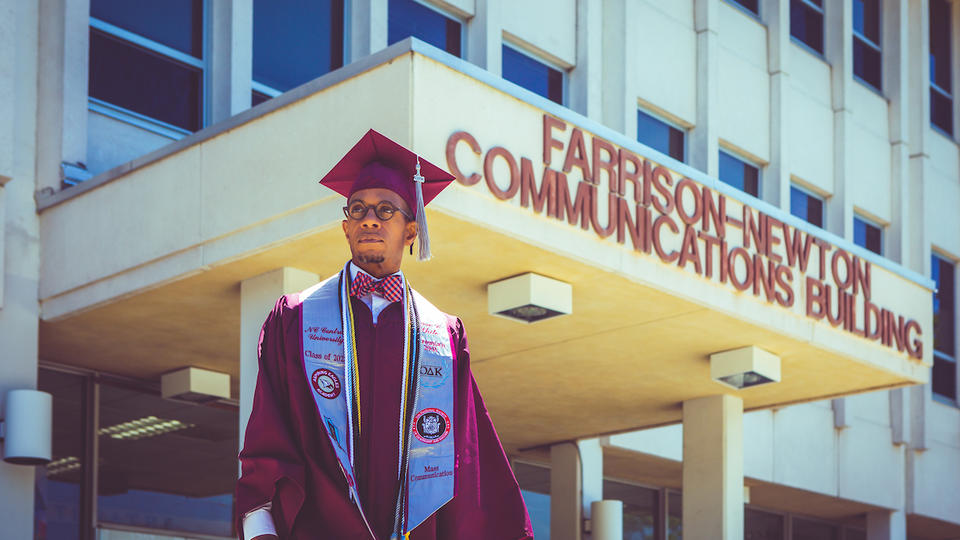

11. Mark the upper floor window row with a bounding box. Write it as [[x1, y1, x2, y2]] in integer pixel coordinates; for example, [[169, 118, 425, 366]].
[[89, 0, 204, 133], [791, 0, 825, 55], [853, 0, 882, 91], [718, 150, 760, 198], [930, 0, 954, 135], [636, 110, 685, 163], [790, 184, 824, 229], [932, 254, 957, 403], [502, 45, 564, 105]]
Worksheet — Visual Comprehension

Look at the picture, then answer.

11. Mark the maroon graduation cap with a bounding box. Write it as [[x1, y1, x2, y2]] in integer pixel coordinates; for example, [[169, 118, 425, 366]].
[[319, 129, 455, 261]]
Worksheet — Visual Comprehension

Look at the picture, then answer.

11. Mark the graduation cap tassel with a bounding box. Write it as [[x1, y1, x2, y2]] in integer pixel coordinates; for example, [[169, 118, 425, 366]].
[[413, 158, 431, 261]]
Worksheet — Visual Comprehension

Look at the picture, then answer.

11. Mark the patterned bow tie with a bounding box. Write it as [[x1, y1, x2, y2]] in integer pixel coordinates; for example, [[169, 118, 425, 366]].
[[350, 272, 403, 303]]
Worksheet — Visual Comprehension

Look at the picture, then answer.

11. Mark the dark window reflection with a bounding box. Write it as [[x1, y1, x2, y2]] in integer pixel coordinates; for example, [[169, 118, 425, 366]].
[[388, 0, 462, 57], [728, 0, 759, 15], [97, 382, 237, 536], [36, 369, 86, 540], [253, 0, 344, 93], [719, 151, 760, 197], [502, 45, 564, 105], [604, 480, 657, 539], [667, 491, 682, 540], [91, 0, 202, 57], [746, 508, 783, 540], [89, 28, 202, 131], [514, 462, 550, 539], [790, 0, 824, 54], [637, 110, 685, 163], [790, 186, 823, 228], [792, 517, 838, 540], [853, 216, 882, 255]]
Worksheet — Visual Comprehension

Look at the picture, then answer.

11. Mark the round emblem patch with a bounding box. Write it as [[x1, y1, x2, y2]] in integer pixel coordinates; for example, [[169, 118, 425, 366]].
[[413, 408, 451, 444], [311, 368, 341, 399]]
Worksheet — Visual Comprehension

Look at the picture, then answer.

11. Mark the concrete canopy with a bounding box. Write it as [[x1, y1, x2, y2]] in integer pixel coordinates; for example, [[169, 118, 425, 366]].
[[38, 40, 932, 454]]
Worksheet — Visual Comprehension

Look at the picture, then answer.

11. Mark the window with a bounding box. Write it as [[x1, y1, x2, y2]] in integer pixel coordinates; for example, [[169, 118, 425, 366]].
[[89, 0, 204, 133], [790, 0, 825, 55], [790, 185, 824, 228], [388, 0, 462, 57], [746, 508, 784, 540], [34, 367, 239, 539], [726, 0, 760, 16], [853, 215, 883, 255], [930, 0, 953, 135], [513, 462, 550, 539], [502, 45, 564, 105], [853, 0, 882, 90], [718, 150, 760, 197], [252, 0, 344, 103], [637, 110, 685, 162], [793, 517, 838, 540], [932, 254, 956, 401], [604, 480, 658, 538]]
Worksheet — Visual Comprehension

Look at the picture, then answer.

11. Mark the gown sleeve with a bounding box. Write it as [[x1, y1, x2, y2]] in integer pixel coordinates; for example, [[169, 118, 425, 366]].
[[236, 295, 306, 539], [438, 317, 534, 540]]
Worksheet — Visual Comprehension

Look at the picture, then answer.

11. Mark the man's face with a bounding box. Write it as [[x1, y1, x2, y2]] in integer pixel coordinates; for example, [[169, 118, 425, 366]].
[[341, 188, 417, 276]]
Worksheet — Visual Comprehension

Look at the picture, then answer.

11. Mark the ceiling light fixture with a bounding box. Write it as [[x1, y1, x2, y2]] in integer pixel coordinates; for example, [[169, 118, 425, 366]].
[[487, 273, 572, 323], [98, 416, 194, 440], [710, 346, 781, 390]]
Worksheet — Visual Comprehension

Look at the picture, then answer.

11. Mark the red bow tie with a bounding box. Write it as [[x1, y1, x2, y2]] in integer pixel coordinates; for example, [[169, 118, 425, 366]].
[[350, 272, 403, 303]]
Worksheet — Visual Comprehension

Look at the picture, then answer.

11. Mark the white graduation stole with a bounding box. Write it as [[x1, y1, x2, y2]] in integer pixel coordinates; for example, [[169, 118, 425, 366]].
[[300, 263, 455, 537]]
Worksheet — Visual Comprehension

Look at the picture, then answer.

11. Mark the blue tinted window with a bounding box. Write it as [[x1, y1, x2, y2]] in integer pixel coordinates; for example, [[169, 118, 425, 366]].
[[91, 0, 202, 57], [726, 0, 759, 15], [637, 110, 684, 162], [389, 0, 461, 57], [853, 0, 882, 90], [932, 254, 956, 400], [89, 29, 202, 131], [790, 185, 823, 227], [253, 0, 344, 93], [718, 151, 759, 197], [791, 0, 825, 54], [931, 0, 953, 134], [853, 216, 882, 255], [502, 45, 563, 105]]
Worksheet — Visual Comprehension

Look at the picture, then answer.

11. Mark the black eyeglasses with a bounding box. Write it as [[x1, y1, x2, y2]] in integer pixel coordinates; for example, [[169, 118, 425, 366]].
[[343, 200, 413, 222]]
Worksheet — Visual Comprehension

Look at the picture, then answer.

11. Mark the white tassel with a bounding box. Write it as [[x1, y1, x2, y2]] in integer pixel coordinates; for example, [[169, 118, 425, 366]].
[[413, 158, 431, 261]]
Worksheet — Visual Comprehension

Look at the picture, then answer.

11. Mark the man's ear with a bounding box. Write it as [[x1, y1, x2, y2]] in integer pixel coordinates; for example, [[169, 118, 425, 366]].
[[341, 220, 348, 237], [405, 220, 418, 246]]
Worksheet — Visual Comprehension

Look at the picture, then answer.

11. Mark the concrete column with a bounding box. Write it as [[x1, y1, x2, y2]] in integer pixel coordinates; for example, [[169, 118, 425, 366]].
[[0, 0, 41, 538], [825, 0, 854, 240], [690, 0, 719, 176], [550, 438, 603, 540], [600, 0, 627, 134], [568, 0, 602, 121], [36, 0, 90, 190], [466, 0, 502, 76], [885, 0, 911, 264], [239, 268, 319, 453], [866, 510, 907, 540], [348, 0, 388, 63], [682, 394, 744, 540], [763, 0, 792, 210], [209, 0, 253, 123]]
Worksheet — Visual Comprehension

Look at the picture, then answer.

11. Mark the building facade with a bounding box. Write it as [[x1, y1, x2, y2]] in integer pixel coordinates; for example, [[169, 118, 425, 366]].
[[0, 0, 958, 539]]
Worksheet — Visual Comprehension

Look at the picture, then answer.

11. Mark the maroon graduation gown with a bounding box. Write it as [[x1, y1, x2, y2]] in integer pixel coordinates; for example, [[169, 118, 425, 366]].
[[236, 292, 533, 539]]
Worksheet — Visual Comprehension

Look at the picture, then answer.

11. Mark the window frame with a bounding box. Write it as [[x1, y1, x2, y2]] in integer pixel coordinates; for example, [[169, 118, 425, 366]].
[[88, 3, 209, 135], [790, 0, 826, 57], [388, 0, 465, 58], [929, 0, 954, 137], [251, 0, 346, 101], [852, 0, 883, 92], [723, 0, 761, 20], [932, 252, 958, 407], [501, 41, 567, 106], [718, 148, 762, 199], [636, 107, 687, 164], [789, 182, 826, 229], [852, 212, 884, 256]]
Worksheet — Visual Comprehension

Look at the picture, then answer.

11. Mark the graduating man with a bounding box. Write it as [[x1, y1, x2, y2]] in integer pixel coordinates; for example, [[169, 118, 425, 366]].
[[236, 130, 533, 540]]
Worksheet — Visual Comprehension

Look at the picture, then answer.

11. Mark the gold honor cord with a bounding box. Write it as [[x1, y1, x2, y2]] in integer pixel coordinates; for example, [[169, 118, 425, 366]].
[[393, 285, 422, 539]]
